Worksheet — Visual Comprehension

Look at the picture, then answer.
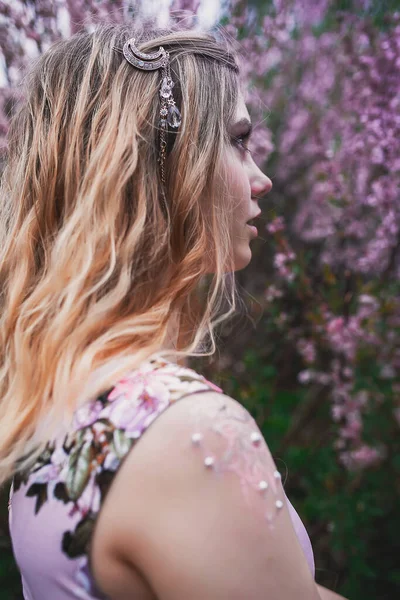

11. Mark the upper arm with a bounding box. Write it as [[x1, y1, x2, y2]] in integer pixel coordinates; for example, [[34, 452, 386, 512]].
[[100, 391, 320, 600], [316, 584, 348, 600]]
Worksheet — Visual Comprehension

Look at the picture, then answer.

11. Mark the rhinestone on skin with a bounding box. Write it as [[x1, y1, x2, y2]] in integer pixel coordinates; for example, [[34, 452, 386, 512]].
[[191, 432, 203, 444], [250, 431, 262, 445], [186, 402, 285, 526]]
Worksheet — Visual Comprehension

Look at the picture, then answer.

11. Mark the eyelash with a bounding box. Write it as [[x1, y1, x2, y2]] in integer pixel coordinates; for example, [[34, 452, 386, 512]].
[[232, 134, 253, 156]]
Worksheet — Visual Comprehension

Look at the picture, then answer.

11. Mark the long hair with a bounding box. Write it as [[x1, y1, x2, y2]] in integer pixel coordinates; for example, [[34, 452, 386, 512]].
[[0, 22, 241, 485]]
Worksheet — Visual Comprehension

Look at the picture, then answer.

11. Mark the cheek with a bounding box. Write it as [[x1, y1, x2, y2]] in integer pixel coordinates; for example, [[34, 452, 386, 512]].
[[227, 160, 250, 222], [223, 152, 248, 196], [215, 151, 249, 229]]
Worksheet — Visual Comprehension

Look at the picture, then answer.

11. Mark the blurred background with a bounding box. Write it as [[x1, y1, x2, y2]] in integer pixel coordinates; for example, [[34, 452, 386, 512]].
[[0, 1, 399, 598]]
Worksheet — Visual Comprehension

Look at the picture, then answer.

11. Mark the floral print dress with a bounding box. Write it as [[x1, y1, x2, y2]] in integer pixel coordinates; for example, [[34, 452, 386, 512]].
[[8, 357, 315, 600]]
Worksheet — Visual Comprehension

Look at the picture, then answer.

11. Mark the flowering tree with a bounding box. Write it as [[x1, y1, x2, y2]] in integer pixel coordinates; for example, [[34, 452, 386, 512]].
[[0, 0, 399, 597], [209, 3, 400, 595], [211, 0, 400, 472]]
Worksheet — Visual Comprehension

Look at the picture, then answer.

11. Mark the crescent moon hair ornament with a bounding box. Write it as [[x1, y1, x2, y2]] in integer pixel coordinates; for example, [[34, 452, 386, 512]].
[[122, 38, 167, 70], [113, 37, 182, 189]]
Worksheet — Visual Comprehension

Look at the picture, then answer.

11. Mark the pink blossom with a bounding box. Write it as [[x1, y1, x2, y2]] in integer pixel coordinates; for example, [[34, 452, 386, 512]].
[[267, 216, 286, 234], [298, 370, 313, 384], [340, 445, 384, 471], [264, 284, 283, 302], [297, 338, 316, 363]]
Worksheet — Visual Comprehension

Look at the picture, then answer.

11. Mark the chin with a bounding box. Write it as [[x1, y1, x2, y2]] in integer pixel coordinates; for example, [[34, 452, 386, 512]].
[[233, 245, 253, 272]]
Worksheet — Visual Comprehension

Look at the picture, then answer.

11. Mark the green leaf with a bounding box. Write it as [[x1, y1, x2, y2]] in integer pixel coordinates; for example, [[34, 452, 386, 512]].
[[113, 429, 133, 460], [65, 439, 94, 501]]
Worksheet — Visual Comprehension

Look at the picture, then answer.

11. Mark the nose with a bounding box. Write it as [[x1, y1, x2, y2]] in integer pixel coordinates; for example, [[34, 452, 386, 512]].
[[251, 168, 272, 199]]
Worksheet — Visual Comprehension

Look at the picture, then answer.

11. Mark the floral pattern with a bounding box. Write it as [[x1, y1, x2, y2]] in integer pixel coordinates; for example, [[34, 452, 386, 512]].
[[12, 358, 223, 564]]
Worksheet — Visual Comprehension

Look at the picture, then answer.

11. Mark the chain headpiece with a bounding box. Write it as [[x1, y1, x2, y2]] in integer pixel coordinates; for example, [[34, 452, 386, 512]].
[[113, 38, 182, 187]]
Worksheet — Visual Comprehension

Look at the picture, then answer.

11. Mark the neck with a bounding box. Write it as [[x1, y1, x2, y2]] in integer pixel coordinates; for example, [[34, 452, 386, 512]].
[[161, 310, 190, 367], [161, 310, 179, 351]]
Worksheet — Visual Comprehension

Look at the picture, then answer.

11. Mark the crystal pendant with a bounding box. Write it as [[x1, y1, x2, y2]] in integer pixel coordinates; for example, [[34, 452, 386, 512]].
[[160, 77, 174, 99], [167, 104, 182, 128]]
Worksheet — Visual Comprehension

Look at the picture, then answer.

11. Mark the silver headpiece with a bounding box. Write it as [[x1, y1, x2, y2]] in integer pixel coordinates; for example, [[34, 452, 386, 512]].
[[113, 38, 182, 187]]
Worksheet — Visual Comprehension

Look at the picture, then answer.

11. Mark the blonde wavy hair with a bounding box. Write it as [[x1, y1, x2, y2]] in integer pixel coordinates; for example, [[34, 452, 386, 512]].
[[0, 22, 243, 486]]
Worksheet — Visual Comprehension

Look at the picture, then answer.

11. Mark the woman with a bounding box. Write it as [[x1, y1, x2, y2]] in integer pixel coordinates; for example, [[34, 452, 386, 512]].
[[1, 22, 346, 600]]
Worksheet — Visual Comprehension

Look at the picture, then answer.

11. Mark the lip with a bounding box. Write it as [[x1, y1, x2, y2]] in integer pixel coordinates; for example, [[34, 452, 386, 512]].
[[247, 224, 258, 236], [246, 210, 261, 227], [246, 211, 261, 224]]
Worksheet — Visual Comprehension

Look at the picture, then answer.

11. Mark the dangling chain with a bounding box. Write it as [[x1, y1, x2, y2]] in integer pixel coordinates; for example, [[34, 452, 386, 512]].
[[113, 38, 182, 188]]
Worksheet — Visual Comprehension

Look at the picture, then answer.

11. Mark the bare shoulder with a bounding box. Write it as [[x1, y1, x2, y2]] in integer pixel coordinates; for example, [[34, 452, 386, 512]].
[[109, 389, 279, 509], [94, 390, 319, 600]]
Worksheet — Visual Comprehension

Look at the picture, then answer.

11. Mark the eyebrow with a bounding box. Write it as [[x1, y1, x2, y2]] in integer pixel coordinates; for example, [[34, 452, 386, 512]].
[[231, 118, 253, 135]]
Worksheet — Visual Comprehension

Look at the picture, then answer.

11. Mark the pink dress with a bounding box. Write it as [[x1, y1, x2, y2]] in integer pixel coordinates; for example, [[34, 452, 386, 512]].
[[8, 357, 315, 599]]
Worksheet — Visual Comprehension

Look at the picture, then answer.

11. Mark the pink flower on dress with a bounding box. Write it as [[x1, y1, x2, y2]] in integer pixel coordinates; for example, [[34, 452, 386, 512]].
[[100, 372, 170, 437], [72, 400, 104, 431]]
